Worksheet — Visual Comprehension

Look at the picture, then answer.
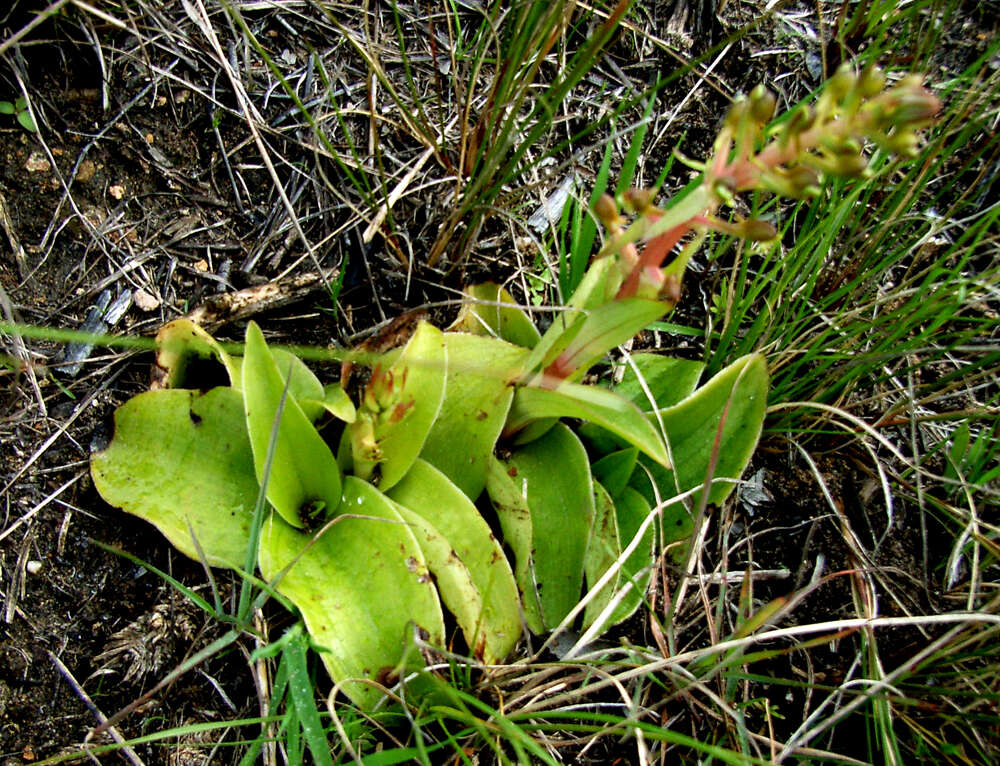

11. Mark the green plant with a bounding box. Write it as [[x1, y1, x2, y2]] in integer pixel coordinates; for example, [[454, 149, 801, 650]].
[[90, 313, 766, 710], [88, 65, 937, 712], [0, 95, 35, 131]]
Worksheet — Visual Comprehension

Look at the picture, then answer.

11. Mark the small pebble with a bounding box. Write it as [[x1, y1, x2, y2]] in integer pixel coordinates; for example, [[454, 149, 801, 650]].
[[26, 560, 42, 575], [133, 288, 161, 311], [74, 159, 96, 184], [25, 151, 50, 173]]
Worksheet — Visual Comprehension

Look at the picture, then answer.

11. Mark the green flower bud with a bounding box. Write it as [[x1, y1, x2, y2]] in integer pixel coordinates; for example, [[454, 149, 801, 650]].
[[725, 96, 751, 129], [859, 65, 886, 98], [594, 193, 619, 225], [787, 165, 822, 197], [819, 133, 863, 156], [891, 84, 940, 127], [740, 218, 778, 241], [624, 187, 656, 213], [760, 166, 822, 200], [885, 130, 919, 156], [840, 137, 863, 155], [800, 183, 822, 199], [750, 85, 777, 124], [351, 412, 381, 463], [829, 64, 857, 101]]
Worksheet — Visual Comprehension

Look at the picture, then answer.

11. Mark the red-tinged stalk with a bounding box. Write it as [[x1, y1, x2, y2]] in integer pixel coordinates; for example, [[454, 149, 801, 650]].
[[536, 65, 939, 386]]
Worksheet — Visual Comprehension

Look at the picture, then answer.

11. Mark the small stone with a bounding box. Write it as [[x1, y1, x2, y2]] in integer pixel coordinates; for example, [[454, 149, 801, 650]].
[[25, 151, 50, 173], [26, 560, 42, 575], [74, 159, 96, 184], [108, 184, 125, 200], [192, 259, 209, 272], [133, 288, 161, 312]]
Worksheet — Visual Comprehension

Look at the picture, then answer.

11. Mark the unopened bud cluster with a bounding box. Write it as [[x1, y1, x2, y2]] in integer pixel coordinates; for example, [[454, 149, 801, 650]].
[[719, 64, 941, 198], [595, 64, 939, 302]]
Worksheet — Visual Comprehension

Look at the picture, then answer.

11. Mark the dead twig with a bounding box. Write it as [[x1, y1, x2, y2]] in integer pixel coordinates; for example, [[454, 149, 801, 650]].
[[182, 267, 338, 330], [49, 650, 148, 766]]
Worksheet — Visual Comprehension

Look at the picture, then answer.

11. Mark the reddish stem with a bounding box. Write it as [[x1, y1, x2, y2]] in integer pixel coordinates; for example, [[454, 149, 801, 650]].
[[616, 222, 690, 299], [542, 352, 575, 384]]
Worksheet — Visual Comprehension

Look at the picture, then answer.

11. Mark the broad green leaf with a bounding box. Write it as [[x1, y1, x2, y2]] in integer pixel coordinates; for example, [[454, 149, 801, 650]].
[[652, 353, 768, 506], [606, 486, 656, 625], [420, 333, 528, 498], [506, 382, 670, 468], [300, 382, 357, 424], [507, 416, 559, 446], [91, 387, 257, 568], [17, 109, 36, 132], [486, 455, 543, 633], [583, 481, 620, 628], [155, 320, 327, 421], [578, 355, 705, 452], [565, 252, 621, 310], [269, 348, 325, 422], [243, 322, 341, 528], [591, 447, 638, 498], [233, 346, 326, 422], [0, 101, 13, 115], [348, 321, 446, 490], [530, 285, 675, 386], [387, 459, 521, 662], [549, 298, 670, 383], [520, 309, 586, 380], [390, 504, 484, 656], [258, 477, 444, 710], [577, 421, 624, 455], [336, 419, 357, 474], [613, 353, 705, 411], [627, 455, 696, 553], [496, 423, 594, 630], [155, 319, 240, 389], [452, 282, 541, 348]]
